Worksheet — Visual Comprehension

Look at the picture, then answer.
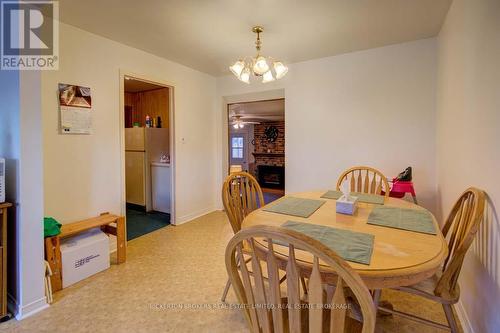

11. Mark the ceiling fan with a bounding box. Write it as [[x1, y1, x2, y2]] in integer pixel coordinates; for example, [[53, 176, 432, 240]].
[[231, 115, 260, 129]]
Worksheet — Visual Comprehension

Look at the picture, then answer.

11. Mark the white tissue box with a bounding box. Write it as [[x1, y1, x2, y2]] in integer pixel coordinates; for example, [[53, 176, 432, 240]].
[[336, 195, 358, 215]]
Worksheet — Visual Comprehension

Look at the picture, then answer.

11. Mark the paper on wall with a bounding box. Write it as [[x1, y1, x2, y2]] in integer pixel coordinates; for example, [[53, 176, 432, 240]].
[[58, 83, 93, 134], [60, 106, 92, 134]]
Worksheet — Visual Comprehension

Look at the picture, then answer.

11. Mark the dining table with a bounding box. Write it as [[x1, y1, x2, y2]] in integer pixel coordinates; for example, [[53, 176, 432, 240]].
[[241, 191, 448, 291]]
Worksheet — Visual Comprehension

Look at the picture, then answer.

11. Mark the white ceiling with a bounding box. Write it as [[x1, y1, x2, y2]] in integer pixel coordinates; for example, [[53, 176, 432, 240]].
[[59, 0, 452, 76], [229, 99, 284, 122]]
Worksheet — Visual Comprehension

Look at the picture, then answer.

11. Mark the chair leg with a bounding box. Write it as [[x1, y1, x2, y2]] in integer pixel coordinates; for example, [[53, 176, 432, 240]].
[[443, 304, 459, 333], [411, 195, 418, 205], [372, 289, 382, 308], [372, 289, 393, 317], [221, 255, 255, 303], [221, 278, 231, 303]]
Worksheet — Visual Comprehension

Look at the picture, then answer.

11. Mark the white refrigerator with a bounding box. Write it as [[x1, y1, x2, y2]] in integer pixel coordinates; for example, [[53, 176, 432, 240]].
[[125, 128, 169, 211]]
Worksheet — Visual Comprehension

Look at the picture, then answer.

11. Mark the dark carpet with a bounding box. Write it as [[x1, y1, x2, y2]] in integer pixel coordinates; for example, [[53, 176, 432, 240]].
[[263, 192, 283, 204], [126, 208, 170, 241]]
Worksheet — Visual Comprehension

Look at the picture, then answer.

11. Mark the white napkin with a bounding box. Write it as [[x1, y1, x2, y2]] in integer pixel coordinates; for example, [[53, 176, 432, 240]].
[[340, 181, 353, 202]]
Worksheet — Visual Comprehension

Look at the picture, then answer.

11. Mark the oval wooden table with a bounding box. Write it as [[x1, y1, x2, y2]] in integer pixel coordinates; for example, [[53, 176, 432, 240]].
[[241, 191, 448, 290]]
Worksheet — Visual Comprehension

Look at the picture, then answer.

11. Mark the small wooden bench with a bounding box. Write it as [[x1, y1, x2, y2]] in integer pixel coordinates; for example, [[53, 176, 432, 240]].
[[45, 213, 126, 292]]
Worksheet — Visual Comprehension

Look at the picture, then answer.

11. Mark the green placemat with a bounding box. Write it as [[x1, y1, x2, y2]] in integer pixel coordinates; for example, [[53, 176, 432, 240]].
[[351, 192, 385, 205], [320, 190, 343, 200], [320, 190, 385, 205], [263, 197, 326, 218], [368, 206, 436, 235], [282, 221, 374, 265]]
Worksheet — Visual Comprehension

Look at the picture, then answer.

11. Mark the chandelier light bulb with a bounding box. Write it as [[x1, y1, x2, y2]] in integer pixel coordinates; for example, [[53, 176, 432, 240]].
[[239, 123, 244, 128], [239, 67, 251, 84], [253, 56, 269, 75], [262, 70, 275, 83], [273, 61, 288, 79], [229, 60, 245, 77], [233, 124, 239, 129]]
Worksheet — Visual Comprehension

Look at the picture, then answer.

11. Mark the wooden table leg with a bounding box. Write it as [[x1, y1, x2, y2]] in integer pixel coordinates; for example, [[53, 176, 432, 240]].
[[372, 289, 393, 317], [373, 289, 381, 308], [116, 216, 127, 264], [45, 237, 62, 292]]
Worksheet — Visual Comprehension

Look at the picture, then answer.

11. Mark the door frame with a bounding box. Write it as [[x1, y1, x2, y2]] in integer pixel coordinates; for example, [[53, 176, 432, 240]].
[[229, 131, 249, 171], [225, 96, 285, 177], [119, 69, 177, 225]]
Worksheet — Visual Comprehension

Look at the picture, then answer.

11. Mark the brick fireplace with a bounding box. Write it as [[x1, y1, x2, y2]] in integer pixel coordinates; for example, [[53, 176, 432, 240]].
[[252, 121, 285, 189], [252, 121, 285, 166], [257, 165, 285, 189]]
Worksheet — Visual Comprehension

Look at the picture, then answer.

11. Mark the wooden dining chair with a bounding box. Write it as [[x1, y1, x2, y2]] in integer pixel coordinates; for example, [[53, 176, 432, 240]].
[[226, 225, 376, 333], [221, 171, 265, 302], [222, 171, 265, 234], [378, 187, 486, 332], [336, 166, 390, 198]]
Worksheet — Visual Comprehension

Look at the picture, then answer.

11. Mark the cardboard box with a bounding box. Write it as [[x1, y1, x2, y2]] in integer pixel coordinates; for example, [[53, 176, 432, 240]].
[[61, 228, 110, 288]]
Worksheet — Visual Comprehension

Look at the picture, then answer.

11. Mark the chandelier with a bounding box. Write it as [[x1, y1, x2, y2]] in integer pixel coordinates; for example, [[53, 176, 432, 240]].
[[229, 26, 288, 84]]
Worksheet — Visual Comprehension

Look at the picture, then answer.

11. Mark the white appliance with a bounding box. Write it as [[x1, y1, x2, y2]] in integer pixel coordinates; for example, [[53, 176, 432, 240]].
[[125, 128, 169, 210], [151, 162, 171, 213], [60, 228, 110, 288], [0, 158, 5, 203]]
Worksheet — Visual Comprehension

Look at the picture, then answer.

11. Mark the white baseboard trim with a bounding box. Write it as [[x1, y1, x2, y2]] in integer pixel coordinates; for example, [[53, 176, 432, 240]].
[[175, 207, 217, 225], [454, 300, 474, 333], [8, 293, 49, 321]]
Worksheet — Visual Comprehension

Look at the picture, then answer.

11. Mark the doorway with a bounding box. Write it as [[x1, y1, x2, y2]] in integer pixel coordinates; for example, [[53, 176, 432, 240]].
[[121, 74, 175, 240], [229, 132, 248, 171], [227, 98, 285, 204]]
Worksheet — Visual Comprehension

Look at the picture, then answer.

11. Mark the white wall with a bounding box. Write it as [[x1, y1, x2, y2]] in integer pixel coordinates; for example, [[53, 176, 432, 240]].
[[17, 72, 47, 319], [1, 46, 47, 321], [217, 38, 438, 212], [0, 66, 21, 314], [436, 0, 500, 332], [42, 23, 218, 224], [0, 71, 20, 205]]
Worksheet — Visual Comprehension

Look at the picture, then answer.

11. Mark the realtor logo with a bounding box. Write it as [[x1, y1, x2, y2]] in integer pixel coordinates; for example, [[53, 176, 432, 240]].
[[1, 0, 59, 70]]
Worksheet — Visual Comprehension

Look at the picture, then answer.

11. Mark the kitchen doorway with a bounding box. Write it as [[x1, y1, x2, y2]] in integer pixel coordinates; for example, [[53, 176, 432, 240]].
[[227, 98, 285, 204], [120, 73, 176, 240]]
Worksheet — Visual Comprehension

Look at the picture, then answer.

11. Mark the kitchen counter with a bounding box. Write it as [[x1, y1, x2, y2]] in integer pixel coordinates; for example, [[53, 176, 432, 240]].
[[151, 162, 171, 213], [151, 162, 170, 167]]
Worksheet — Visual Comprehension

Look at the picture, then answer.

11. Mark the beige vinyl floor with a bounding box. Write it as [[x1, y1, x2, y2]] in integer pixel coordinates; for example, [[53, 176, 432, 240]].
[[1, 211, 462, 332]]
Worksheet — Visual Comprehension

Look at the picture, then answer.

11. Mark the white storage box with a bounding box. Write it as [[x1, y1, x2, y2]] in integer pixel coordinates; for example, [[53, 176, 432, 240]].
[[336, 195, 358, 215], [61, 228, 110, 288]]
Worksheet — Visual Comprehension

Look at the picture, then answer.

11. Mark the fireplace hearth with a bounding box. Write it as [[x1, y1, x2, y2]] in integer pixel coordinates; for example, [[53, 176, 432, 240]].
[[257, 165, 285, 189]]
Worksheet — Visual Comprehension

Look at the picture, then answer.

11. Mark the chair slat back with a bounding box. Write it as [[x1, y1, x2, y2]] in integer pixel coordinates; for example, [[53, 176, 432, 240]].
[[226, 225, 376, 333], [336, 166, 389, 197], [222, 172, 265, 234], [436, 187, 486, 297]]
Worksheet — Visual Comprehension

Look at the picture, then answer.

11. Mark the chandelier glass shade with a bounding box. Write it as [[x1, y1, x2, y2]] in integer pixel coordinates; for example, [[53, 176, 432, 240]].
[[230, 26, 288, 84], [233, 122, 244, 129]]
